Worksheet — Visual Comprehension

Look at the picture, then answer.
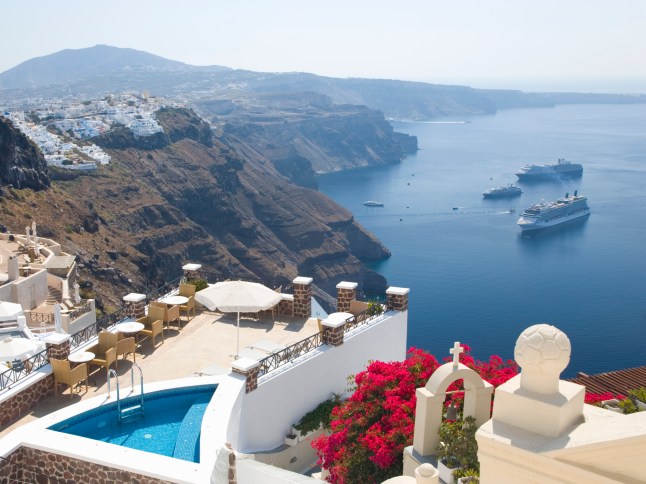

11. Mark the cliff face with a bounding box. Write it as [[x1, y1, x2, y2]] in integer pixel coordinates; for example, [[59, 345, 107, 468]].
[[0, 116, 50, 190], [91, 107, 214, 150], [0, 108, 389, 309], [199, 93, 418, 188]]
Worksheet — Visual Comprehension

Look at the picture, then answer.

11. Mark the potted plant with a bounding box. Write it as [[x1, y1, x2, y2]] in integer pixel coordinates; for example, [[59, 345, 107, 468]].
[[455, 467, 480, 483], [436, 416, 479, 484], [628, 387, 646, 411], [284, 431, 298, 446]]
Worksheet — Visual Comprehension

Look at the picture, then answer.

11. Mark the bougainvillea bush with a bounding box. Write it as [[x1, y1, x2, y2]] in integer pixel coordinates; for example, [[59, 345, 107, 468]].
[[312, 346, 518, 483]]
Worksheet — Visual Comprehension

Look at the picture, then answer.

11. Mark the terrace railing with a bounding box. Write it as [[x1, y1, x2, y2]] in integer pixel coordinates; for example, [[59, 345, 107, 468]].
[[0, 307, 129, 393], [67, 300, 92, 321], [70, 306, 127, 350], [0, 348, 50, 392], [256, 305, 388, 378], [25, 311, 54, 326], [256, 331, 323, 377]]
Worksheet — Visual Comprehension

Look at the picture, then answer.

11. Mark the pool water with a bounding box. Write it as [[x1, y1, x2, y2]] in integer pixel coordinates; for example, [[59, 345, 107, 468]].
[[49, 385, 217, 463]]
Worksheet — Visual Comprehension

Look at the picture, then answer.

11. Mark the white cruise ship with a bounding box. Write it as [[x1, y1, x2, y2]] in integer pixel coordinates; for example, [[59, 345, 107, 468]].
[[516, 158, 583, 181], [483, 184, 522, 198], [517, 191, 590, 231]]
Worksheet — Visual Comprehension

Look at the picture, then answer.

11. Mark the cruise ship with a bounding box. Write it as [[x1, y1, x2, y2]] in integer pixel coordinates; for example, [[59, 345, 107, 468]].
[[363, 201, 384, 207], [483, 184, 522, 198], [517, 191, 590, 231], [515, 158, 583, 181]]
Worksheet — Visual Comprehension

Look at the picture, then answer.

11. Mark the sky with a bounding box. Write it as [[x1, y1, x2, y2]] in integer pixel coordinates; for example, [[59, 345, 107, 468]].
[[3, 0, 646, 93]]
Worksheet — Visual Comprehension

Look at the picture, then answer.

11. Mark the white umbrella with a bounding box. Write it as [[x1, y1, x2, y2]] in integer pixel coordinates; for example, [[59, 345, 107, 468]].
[[195, 280, 282, 358], [54, 303, 63, 333], [0, 301, 24, 322], [0, 336, 40, 362]]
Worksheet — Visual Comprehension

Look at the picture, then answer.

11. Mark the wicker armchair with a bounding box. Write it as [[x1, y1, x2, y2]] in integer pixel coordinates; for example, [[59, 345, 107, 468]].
[[51, 358, 88, 399], [87, 331, 119, 378], [137, 305, 165, 347], [179, 284, 197, 322], [150, 301, 181, 330], [116, 336, 136, 363]]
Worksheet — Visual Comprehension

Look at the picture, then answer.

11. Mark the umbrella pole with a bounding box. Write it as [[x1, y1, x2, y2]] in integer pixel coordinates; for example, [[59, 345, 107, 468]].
[[236, 311, 240, 359]]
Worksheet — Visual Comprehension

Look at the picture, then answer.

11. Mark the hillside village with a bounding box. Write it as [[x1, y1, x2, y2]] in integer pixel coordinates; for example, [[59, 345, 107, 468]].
[[3, 93, 179, 170]]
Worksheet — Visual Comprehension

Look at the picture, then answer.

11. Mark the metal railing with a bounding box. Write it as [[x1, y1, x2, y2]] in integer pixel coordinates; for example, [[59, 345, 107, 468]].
[[257, 331, 323, 377], [67, 300, 92, 321], [25, 311, 54, 325], [70, 307, 127, 350], [0, 348, 50, 392]]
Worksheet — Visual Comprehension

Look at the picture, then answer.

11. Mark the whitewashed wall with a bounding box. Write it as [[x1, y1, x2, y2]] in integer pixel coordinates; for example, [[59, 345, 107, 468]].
[[233, 310, 408, 453]]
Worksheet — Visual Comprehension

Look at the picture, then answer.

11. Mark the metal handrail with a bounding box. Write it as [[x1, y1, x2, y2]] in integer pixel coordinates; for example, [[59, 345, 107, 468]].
[[0, 348, 49, 392], [256, 331, 323, 377]]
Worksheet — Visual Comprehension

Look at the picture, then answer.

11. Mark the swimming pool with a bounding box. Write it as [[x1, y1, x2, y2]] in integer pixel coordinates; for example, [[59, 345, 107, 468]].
[[49, 384, 217, 463]]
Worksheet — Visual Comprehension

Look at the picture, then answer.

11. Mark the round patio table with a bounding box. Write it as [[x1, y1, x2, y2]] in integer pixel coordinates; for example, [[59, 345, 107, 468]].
[[162, 296, 188, 306], [115, 322, 144, 335], [68, 351, 94, 364]]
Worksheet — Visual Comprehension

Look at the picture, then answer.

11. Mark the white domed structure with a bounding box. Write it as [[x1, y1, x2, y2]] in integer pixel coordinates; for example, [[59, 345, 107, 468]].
[[515, 323, 571, 395]]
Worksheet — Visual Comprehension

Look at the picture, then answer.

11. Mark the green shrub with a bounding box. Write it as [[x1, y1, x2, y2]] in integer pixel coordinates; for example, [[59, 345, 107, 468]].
[[293, 394, 342, 434], [366, 300, 384, 316], [187, 278, 208, 292]]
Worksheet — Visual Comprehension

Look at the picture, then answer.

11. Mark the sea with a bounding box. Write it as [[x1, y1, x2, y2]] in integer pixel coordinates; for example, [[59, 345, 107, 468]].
[[319, 103, 646, 378]]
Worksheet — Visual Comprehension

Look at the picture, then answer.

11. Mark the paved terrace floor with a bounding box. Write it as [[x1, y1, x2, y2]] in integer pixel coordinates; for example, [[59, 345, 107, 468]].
[[1, 309, 319, 437]]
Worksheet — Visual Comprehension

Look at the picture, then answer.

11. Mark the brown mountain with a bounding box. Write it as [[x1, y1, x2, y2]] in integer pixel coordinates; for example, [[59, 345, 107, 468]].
[[0, 108, 390, 311]]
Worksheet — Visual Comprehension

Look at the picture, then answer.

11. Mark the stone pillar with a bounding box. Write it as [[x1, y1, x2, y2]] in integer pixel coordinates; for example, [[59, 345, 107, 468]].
[[322, 318, 345, 346], [182, 263, 202, 281], [232, 357, 261, 393], [122, 293, 146, 319], [45, 333, 72, 360], [292, 276, 313, 318], [336, 281, 358, 312], [387, 286, 410, 311]]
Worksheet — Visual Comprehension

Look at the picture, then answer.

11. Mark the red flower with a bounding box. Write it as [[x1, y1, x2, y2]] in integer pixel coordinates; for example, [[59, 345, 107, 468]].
[[313, 345, 518, 483]]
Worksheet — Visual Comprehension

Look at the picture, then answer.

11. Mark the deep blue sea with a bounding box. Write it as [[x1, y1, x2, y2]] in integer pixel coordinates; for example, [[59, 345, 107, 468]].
[[319, 104, 646, 378]]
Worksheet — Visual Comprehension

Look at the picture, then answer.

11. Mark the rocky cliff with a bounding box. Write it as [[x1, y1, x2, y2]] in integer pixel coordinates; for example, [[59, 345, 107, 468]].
[[0, 108, 390, 310], [0, 116, 50, 190], [198, 93, 418, 188]]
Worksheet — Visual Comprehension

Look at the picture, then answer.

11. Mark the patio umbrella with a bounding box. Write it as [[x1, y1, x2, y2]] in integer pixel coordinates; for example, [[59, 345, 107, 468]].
[[0, 336, 40, 362], [195, 280, 282, 358], [54, 303, 63, 333], [0, 301, 23, 322]]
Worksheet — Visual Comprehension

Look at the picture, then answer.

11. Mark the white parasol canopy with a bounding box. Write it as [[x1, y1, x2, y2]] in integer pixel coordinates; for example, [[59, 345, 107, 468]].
[[195, 280, 282, 358], [54, 303, 63, 333], [0, 336, 40, 362], [0, 301, 24, 322]]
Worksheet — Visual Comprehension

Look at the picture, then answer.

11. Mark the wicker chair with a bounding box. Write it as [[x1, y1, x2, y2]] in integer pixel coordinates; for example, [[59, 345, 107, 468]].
[[51, 358, 88, 399], [137, 305, 165, 346], [150, 301, 181, 330], [116, 336, 136, 363], [87, 331, 119, 378], [179, 284, 197, 322]]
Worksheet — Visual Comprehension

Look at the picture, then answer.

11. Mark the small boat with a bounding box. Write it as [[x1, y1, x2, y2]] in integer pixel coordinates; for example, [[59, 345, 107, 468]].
[[483, 184, 522, 198], [363, 201, 384, 207]]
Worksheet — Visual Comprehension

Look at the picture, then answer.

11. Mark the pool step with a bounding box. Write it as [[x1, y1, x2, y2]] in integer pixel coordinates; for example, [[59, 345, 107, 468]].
[[173, 403, 207, 461], [119, 404, 144, 422]]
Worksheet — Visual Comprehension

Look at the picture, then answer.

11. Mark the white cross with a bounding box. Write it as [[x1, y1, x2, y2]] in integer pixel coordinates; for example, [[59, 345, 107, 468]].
[[450, 341, 463, 367]]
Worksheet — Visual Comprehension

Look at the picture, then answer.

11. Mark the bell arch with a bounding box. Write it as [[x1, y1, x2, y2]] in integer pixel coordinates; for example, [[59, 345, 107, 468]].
[[412, 347, 494, 456]]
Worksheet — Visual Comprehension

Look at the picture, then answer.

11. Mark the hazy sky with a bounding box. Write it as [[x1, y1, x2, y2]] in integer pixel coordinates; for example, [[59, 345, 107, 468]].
[[3, 0, 646, 92]]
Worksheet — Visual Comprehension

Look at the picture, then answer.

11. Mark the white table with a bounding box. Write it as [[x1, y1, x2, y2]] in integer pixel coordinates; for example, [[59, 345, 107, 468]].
[[323, 312, 353, 326], [115, 322, 145, 335], [161, 295, 188, 306], [68, 351, 94, 365]]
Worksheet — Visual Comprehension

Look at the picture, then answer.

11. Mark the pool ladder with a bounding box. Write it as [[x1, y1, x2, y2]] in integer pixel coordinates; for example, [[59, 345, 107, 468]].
[[107, 363, 145, 423]]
